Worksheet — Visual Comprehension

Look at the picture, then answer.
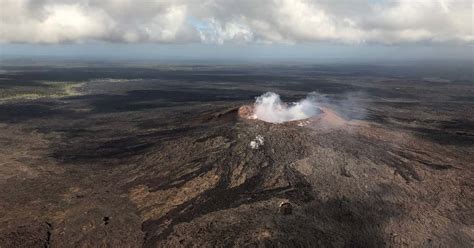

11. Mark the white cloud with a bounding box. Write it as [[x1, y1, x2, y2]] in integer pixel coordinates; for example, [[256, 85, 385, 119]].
[[0, 0, 472, 44], [198, 19, 254, 44]]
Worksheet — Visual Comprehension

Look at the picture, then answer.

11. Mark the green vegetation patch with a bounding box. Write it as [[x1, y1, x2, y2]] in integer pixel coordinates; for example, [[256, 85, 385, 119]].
[[0, 81, 84, 103]]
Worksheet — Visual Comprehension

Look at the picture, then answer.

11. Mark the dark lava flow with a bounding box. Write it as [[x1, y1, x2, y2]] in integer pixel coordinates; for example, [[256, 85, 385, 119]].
[[0, 64, 473, 247]]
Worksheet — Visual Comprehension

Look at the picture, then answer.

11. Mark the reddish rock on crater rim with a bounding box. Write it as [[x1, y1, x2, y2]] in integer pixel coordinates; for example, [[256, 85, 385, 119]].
[[238, 105, 256, 119]]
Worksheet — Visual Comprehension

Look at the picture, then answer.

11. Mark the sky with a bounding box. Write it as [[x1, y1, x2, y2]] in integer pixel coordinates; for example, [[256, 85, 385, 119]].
[[0, 0, 472, 61]]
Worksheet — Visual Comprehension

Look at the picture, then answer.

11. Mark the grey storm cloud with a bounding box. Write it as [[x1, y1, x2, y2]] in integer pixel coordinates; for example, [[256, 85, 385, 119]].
[[1, 0, 472, 44]]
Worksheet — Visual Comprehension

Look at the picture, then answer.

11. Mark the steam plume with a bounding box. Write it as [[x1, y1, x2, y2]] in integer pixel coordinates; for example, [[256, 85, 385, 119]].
[[253, 92, 321, 123]]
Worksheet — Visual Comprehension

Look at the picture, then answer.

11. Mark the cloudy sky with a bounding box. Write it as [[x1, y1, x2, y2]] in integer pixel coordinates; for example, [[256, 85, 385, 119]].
[[1, 0, 472, 60]]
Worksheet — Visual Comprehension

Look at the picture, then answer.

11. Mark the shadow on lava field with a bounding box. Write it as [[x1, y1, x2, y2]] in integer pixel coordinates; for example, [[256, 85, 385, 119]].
[[0, 62, 473, 247]]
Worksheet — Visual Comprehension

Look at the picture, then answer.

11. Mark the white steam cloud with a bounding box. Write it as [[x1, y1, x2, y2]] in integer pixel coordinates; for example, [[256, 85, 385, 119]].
[[253, 92, 321, 123]]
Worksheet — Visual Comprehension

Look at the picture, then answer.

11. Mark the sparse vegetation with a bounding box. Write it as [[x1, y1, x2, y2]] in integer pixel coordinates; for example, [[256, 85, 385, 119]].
[[0, 81, 83, 102]]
